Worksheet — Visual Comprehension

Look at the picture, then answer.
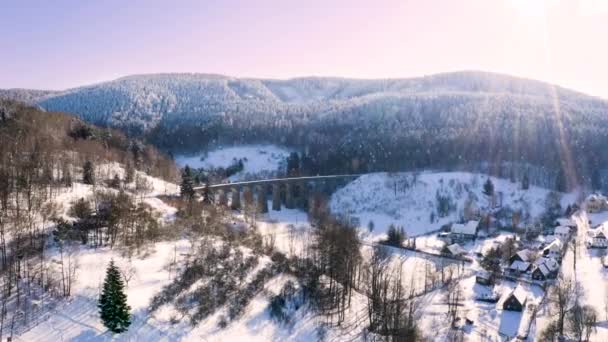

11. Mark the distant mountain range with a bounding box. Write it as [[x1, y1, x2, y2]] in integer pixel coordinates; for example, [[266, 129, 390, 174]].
[[2, 71, 608, 189], [1, 71, 603, 131]]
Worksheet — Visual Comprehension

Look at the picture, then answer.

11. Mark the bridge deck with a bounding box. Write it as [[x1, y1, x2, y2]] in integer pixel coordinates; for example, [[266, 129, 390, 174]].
[[193, 174, 361, 191]]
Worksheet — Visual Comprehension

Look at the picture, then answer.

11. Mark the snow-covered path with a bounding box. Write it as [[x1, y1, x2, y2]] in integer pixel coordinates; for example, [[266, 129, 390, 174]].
[[563, 212, 608, 341]]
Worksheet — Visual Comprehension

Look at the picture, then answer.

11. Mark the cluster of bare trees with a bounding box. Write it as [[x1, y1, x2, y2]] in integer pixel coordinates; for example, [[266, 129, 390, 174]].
[[364, 247, 420, 341], [0, 99, 178, 339], [541, 276, 598, 341]]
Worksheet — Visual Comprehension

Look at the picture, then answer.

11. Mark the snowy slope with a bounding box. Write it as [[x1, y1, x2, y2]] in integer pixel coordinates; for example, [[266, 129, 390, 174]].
[[175, 145, 290, 181], [330, 172, 578, 239]]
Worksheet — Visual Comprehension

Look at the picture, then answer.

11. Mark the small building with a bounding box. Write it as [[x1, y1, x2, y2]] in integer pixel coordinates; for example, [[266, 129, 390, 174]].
[[503, 286, 527, 311], [475, 270, 493, 285], [450, 220, 479, 242], [542, 239, 563, 260], [509, 249, 533, 264], [444, 243, 467, 257], [586, 229, 608, 249], [554, 226, 571, 241], [508, 260, 531, 274], [586, 194, 608, 213], [531, 257, 559, 281]]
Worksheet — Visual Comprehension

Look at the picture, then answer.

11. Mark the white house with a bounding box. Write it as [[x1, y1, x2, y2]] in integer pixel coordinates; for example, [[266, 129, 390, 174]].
[[586, 229, 608, 249]]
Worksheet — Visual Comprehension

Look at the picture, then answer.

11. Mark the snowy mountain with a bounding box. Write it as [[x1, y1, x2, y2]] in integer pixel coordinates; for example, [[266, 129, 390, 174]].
[[6, 71, 602, 133], [4, 71, 608, 190]]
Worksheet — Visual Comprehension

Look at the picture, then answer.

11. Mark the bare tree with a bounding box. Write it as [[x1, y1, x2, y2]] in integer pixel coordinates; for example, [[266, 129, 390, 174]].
[[120, 261, 138, 288], [568, 304, 597, 342], [549, 276, 575, 335]]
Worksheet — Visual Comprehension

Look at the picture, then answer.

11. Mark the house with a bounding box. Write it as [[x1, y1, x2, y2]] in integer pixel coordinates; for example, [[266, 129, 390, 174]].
[[586, 194, 608, 213], [531, 257, 559, 281], [444, 243, 467, 257], [475, 270, 492, 285], [502, 286, 527, 311], [586, 229, 608, 249], [542, 239, 563, 260], [509, 249, 533, 264], [554, 226, 571, 241], [450, 220, 479, 242], [508, 260, 531, 274]]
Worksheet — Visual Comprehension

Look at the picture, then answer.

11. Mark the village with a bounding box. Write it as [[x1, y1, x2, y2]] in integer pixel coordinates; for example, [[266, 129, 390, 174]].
[[398, 189, 608, 340]]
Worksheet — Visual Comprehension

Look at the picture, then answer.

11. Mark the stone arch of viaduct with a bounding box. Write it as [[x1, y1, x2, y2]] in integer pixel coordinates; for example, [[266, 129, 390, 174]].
[[193, 175, 360, 213]]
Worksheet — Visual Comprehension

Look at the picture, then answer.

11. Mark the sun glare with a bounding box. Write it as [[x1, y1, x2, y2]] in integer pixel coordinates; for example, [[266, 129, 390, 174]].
[[508, 0, 559, 17]]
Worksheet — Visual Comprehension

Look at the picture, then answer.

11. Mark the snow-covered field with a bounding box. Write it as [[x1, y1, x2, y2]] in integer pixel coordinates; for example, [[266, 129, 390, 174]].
[[331, 172, 577, 239], [175, 145, 290, 181]]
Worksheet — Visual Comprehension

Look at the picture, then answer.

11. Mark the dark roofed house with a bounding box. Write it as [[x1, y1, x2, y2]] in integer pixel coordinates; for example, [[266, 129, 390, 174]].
[[508, 260, 531, 274], [450, 220, 479, 242], [503, 286, 527, 312], [509, 249, 533, 264], [531, 257, 559, 281], [475, 270, 492, 285]]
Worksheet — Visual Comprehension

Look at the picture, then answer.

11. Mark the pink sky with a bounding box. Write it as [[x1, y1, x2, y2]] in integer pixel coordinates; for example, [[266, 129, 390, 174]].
[[1, 0, 607, 98]]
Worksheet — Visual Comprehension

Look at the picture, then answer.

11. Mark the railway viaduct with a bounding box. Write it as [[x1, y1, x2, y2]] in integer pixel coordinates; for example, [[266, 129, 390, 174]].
[[192, 174, 360, 213]]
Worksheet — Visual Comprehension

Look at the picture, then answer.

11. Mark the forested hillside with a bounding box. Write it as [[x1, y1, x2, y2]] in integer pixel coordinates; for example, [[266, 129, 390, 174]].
[[3, 71, 608, 190], [0, 99, 177, 182]]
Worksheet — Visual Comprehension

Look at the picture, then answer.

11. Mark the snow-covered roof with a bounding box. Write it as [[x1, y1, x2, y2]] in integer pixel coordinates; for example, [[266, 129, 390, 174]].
[[535, 264, 551, 276], [587, 194, 607, 202], [451, 220, 478, 235], [554, 226, 570, 235], [509, 261, 530, 272], [447, 243, 466, 256], [589, 229, 607, 239], [537, 257, 559, 271], [515, 249, 533, 262], [534, 257, 559, 275], [510, 286, 528, 304], [544, 239, 563, 252]]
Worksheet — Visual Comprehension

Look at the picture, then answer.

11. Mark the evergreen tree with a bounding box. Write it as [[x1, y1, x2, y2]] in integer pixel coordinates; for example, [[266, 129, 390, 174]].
[[522, 172, 530, 190], [483, 178, 494, 196], [386, 224, 405, 247], [98, 260, 131, 333], [180, 165, 195, 199], [83, 160, 95, 185]]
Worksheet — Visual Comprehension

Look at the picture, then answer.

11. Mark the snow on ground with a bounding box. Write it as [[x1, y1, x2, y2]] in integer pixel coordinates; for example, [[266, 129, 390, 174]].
[[556, 211, 608, 341], [331, 171, 577, 240], [254, 202, 311, 256], [17, 239, 192, 342], [175, 145, 291, 181], [176, 274, 320, 342]]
